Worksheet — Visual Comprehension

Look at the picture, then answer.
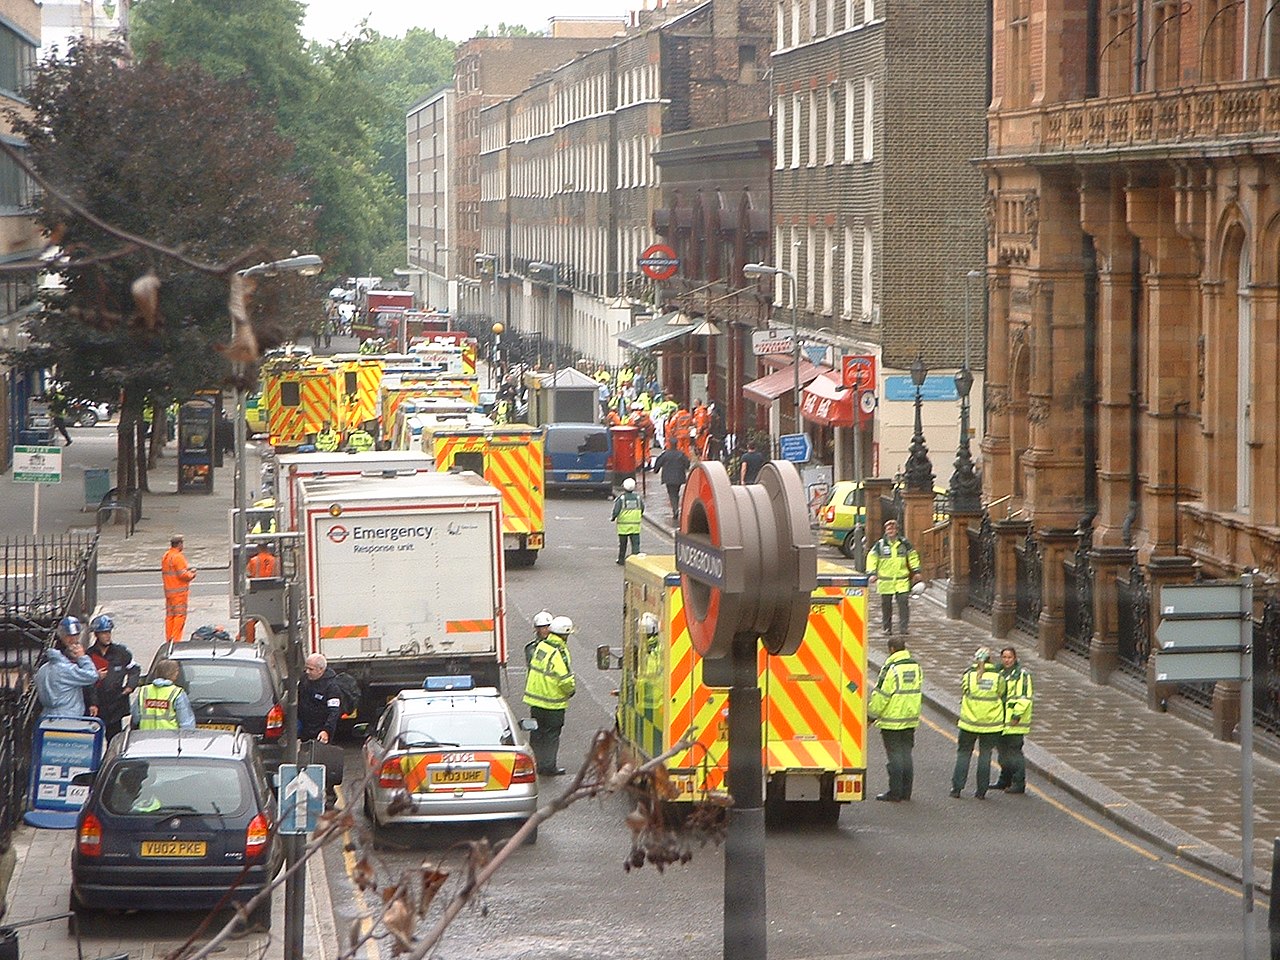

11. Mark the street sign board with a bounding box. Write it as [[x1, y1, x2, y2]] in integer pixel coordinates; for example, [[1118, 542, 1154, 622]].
[[1160, 582, 1247, 618], [751, 329, 793, 356], [842, 354, 876, 391], [279, 763, 326, 834], [1154, 650, 1246, 683], [13, 445, 62, 484], [778, 433, 812, 463], [1155, 617, 1243, 651], [638, 243, 680, 281]]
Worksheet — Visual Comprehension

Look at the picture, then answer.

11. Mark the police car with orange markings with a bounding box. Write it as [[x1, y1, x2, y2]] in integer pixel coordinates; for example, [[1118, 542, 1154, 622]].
[[359, 677, 539, 841]]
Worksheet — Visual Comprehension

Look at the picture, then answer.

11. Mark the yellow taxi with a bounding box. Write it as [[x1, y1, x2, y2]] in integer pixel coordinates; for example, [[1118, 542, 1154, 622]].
[[818, 481, 949, 557]]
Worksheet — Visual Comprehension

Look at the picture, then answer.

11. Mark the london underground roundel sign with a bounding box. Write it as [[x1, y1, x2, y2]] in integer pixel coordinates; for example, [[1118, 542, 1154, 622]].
[[676, 460, 817, 658], [638, 243, 680, 282]]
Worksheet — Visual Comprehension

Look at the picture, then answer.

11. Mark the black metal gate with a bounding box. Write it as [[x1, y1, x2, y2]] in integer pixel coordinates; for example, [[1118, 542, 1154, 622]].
[[1115, 560, 1152, 676], [967, 513, 995, 614], [1062, 530, 1093, 657], [1014, 528, 1043, 635], [1253, 592, 1280, 735], [0, 534, 99, 851]]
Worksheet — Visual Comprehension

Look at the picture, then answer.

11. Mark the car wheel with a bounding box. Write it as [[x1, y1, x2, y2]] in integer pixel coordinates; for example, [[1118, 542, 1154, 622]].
[[840, 530, 859, 559], [78, 409, 99, 428]]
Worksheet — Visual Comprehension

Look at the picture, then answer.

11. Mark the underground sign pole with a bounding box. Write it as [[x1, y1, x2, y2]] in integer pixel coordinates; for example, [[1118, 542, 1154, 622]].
[[676, 460, 816, 960]]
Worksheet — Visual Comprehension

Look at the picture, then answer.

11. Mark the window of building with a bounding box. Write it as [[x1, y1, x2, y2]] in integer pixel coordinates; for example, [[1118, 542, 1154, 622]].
[[1204, 0, 1239, 82], [0, 143, 35, 210], [774, 227, 785, 304], [791, 1, 801, 49], [808, 92, 818, 167], [789, 226, 801, 306], [1102, 1, 1134, 95], [825, 86, 836, 164], [862, 78, 875, 162], [1007, 0, 1030, 106], [777, 2, 787, 49], [776, 96, 787, 169], [739, 45, 758, 83], [861, 225, 874, 320], [864, 0, 875, 22], [809, 0, 818, 39], [826, 0, 836, 36], [806, 227, 816, 308], [822, 228, 834, 316], [843, 80, 855, 162], [845, 0, 857, 29], [843, 225, 855, 319], [791, 92, 802, 168]]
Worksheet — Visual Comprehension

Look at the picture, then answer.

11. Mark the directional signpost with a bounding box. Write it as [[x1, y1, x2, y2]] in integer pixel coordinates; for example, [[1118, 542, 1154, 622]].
[[778, 433, 812, 464], [279, 763, 325, 835], [1155, 576, 1255, 959]]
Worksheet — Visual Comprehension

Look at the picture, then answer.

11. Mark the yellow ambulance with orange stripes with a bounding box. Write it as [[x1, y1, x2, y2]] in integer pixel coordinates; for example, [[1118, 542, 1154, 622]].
[[422, 423, 546, 567], [610, 555, 868, 824]]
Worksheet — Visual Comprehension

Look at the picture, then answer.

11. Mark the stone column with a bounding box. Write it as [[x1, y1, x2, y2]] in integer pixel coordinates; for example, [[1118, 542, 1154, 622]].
[[946, 510, 983, 619], [1145, 555, 1198, 711], [992, 518, 1032, 638], [864, 478, 895, 545], [1036, 527, 1079, 660], [902, 489, 936, 575], [1088, 544, 1135, 683]]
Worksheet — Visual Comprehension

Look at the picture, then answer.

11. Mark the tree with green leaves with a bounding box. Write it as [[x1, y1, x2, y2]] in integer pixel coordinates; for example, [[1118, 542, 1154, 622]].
[[2, 39, 315, 494]]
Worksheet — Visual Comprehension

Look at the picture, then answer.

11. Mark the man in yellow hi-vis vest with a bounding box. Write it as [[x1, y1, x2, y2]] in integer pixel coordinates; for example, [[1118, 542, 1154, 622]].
[[131, 660, 195, 730], [865, 519, 920, 636]]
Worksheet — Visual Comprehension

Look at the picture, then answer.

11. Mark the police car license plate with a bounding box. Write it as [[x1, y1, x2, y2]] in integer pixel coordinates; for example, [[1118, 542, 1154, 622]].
[[566, 472, 590, 480], [141, 840, 206, 857], [429, 767, 487, 787]]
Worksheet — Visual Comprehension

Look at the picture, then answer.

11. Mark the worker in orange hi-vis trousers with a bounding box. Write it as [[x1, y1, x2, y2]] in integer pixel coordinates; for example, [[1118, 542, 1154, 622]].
[[693, 400, 712, 459], [161, 534, 197, 643], [669, 404, 696, 460]]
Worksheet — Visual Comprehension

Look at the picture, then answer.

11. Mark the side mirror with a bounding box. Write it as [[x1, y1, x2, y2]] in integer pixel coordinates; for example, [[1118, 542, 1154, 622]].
[[519, 717, 538, 732], [596, 645, 623, 671], [70, 771, 96, 787], [351, 723, 369, 738]]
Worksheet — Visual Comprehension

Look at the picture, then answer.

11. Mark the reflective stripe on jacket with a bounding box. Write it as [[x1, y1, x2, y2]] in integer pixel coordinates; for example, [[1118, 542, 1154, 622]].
[[958, 666, 1006, 734], [161, 547, 195, 603], [524, 636, 575, 710], [865, 537, 920, 596], [136, 682, 181, 730], [611, 492, 644, 535], [1001, 664, 1034, 735], [868, 649, 923, 730]]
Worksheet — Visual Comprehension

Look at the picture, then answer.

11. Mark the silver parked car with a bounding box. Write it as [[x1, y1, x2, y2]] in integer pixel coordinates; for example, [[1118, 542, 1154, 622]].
[[361, 678, 539, 841]]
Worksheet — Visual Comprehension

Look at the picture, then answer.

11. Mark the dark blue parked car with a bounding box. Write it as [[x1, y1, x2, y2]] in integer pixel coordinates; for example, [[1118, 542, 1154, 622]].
[[544, 423, 612, 495]]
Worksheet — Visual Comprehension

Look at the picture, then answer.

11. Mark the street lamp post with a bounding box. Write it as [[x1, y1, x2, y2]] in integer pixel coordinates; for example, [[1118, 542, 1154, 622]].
[[951, 270, 984, 513], [742, 262, 800, 432], [233, 252, 321, 960], [904, 353, 934, 493], [529, 261, 561, 372]]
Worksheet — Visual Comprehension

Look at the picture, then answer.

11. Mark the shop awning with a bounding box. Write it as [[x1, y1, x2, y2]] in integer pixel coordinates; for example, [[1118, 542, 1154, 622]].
[[800, 372, 856, 427], [617, 312, 692, 350], [743, 360, 824, 405]]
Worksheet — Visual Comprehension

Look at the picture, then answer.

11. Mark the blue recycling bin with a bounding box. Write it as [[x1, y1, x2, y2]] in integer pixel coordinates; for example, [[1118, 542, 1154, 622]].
[[83, 468, 110, 509]]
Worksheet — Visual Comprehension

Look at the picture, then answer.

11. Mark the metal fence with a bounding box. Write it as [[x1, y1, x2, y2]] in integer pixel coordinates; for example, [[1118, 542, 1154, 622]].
[[1115, 561, 1152, 678], [1014, 529, 1043, 635], [1252, 592, 1280, 734], [1062, 531, 1094, 657], [967, 513, 995, 614], [0, 534, 99, 851]]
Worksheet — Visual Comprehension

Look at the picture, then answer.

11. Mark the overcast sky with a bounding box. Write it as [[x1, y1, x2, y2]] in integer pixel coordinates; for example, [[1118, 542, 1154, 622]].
[[302, 0, 633, 43]]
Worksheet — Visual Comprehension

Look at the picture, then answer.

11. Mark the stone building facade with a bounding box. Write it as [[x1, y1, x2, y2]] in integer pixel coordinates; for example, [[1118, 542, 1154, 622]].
[[479, 0, 774, 373], [980, 0, 1280, 713], [766, 0, 988, 480], [1, 0, 43, 470]]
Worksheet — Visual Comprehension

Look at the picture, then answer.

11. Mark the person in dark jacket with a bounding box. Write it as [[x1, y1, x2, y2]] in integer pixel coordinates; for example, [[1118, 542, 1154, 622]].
[[298, 653, 342, 743], [652, 444, 690, 515], [85, 614, 140, 739]]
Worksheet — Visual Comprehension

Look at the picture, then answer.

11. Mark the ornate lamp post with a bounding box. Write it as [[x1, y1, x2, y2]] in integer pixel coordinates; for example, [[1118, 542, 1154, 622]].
[[903, 353, 934, 492], [949, 364, 981, 511], [742, 262, 800, 421]]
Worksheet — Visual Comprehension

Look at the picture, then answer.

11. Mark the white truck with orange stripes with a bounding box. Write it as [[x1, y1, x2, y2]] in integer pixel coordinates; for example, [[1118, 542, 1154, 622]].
[[297, 471, 508, 713], [608, 555, 868, 825]]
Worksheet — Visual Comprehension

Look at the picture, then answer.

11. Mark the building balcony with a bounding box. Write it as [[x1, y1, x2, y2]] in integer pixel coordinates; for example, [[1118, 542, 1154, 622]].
[[988, 79, 1280, 164]]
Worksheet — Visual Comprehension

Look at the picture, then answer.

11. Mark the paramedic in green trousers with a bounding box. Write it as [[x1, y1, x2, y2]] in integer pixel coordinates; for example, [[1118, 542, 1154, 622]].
[[994, 645, 1034, 793], [950, 647, 1006, 799], [867, 636, 923, 802], [611, 477, 644, 565]]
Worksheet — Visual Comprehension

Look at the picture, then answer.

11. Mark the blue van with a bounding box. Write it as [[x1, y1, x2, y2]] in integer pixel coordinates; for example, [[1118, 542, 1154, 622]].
[[544, 423, 612, 495]]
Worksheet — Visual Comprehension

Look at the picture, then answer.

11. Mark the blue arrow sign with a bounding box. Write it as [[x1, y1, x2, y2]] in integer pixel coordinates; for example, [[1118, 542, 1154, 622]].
[[279, 763, 325, 835], [778, 433, 812, 463]]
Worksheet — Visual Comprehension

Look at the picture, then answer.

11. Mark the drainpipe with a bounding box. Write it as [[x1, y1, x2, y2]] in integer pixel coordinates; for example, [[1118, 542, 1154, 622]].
[[1081, 233, 1099, 530], [1122, 235, 1141, 547]]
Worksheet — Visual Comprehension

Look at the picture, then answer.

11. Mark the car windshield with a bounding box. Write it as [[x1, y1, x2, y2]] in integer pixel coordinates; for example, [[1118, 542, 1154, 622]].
[[176, 662, 270, 707], [400, 711, 511, 747], [101, 759, 250, 816]]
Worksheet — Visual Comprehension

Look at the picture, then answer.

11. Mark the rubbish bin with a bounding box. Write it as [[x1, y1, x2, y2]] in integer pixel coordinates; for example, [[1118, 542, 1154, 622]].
[[83, 468, 111, 510], [609, 425, 640, 484]]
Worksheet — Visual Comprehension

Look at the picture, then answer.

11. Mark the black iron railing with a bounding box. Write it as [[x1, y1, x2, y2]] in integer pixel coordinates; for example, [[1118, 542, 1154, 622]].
[[0, 533, 98, 852], [1062, 530, 1093, 657], [967, 513, 995, 614], [1116, 561, 1152, 676], [1014, 528, 1043, 635], [1253, 592, 1280, 734]]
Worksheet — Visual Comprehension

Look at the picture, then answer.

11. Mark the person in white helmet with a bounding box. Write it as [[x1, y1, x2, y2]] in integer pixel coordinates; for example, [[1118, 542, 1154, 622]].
[[610, 476, 645, 566], [523, 614, 576, 775], [525, 610, 554, 668]]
